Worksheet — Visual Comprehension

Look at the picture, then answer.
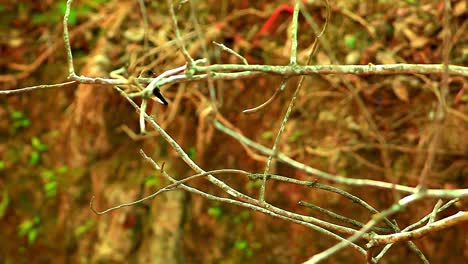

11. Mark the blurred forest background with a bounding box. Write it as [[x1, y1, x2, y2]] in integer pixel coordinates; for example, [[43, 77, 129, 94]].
[[0, 0, 467, 263]]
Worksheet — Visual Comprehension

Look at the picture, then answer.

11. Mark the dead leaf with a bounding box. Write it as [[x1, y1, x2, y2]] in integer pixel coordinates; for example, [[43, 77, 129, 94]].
[[392, 79, 409, 102], [345, 50, 361, 64], [316, 51, 331, 65], [376, 50, 397, 64], [402, 28, 429, 49], [454, 1, 466, 17]]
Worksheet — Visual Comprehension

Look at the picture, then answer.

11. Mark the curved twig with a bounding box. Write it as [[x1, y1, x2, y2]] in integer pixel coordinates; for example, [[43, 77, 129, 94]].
[[242, 78, 286, 113], [90, 168, 250, 215]]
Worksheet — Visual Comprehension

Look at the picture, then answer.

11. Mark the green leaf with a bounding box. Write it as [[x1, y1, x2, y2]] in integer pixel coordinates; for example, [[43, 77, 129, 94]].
[[75, 220, 95, 236], [344, 34, 357, 49], [57, 165, 68, 174], [287, 131, 303, 143], [247, 180, 263, 188], [261, 131, 273, 139], [234, 239, 248, 250], [461, 94, 468, 102], [31, 137, 48, 152], [0, 190, 9, 219], [18, 217, 39, 236], [18, 221, 32, 236], [0, 160, 5, 171], [27, 229, 38, 244], [31, 1, 82, 25], [20, 119, 31, 127], [13, 119, 30, 128], [41, 170, 55, 180], [29, 151, 41, 166], [10, 111, 24, 120], [57, 2, 77, 25], [188, 147, 197, 160], [144, 176, 158, 188], [233, 212, 250, 224], [11, 111, 31, 130], [239, 210, 250, 221], [208, 206, 222, 218], [91, 0, 109, 4], [31, 137, 40, 148], [246, 222, 254, 232], [32, 14, 56, 24], [44, 182, 57, 198], [76, 4, 93, 16]]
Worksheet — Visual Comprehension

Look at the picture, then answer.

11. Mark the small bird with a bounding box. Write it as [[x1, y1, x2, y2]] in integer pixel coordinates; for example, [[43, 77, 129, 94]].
[[140, 70, 169, 105]]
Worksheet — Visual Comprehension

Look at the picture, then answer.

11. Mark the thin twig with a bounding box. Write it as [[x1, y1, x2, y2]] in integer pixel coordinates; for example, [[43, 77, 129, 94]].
[[213, 120, 468, 198], [428, 199, 443, 224], [260, 1, 304, 203], [167, 0, 193, 64], [140, 151, 367, 256], [299, 201, 391, 233], [114, 86, 258, 203], [373, 199, 458, 261], [188, 0, 218, 112], [243, 78, 287, 113], [0, 81, 76, 95], [304, 192, 426, 264], [90, 168, 250, 214], [63, 0, 76, 76], [2, 64, 466, 95], [137, 0, 149, 51], [213, 41, 248, 65], [108, 102, 373, 238], [290, 1, 300, 65], [368, 211, 468, 247], [250, 173, 396, 231], [192, 63, 468, 77], [301, 1, 394, 186], [418, 0, 451, 188]]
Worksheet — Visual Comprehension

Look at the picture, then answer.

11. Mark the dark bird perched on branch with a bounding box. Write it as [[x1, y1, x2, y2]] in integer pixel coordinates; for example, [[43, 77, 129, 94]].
[[140, 70, 169, 105]]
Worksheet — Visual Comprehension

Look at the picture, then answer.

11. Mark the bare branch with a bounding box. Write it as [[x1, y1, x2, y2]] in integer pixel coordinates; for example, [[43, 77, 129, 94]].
[[0, 81, 76, 95], [299, 201, 391, 233], [373, 199, 459, 261], [63, 0, 76, 76], [212, 41, 248, 65], [368, 211, 468, 247], [114, 86, 258, 204], [417, 0, 452, 188], [90, 168, 250, 215], [242, 79, 286, 113], [289, 1, 300, 65], [195, 63, 468, 76], [167, 0, 193, 64], [3, 64, 466, 95], [304, 192, 426, 264], [213, 120, 468, 198], [140, 151, 368, 256]]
